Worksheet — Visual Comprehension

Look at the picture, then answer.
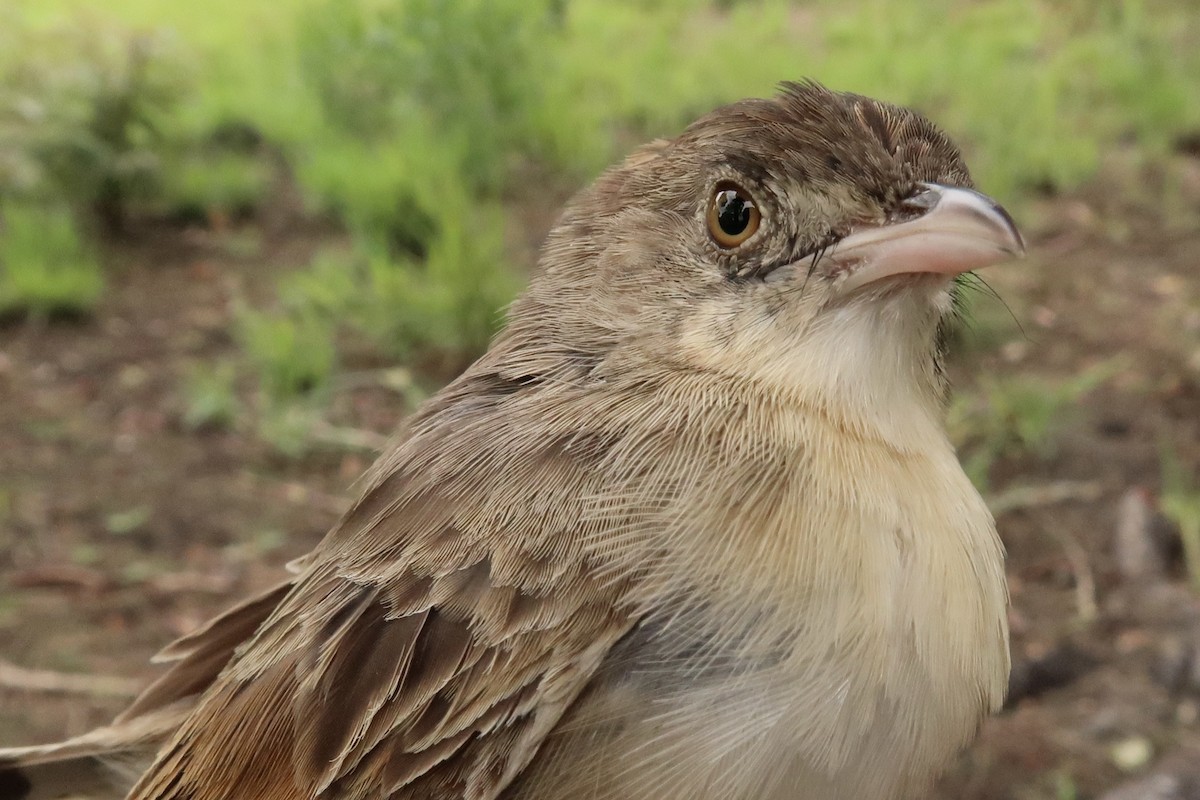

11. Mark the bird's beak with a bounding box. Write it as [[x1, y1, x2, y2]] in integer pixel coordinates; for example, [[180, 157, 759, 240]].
[[831, 183, 1025, 295]]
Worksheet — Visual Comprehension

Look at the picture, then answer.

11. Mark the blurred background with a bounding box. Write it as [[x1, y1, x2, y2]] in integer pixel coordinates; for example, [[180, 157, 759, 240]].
[[1, 0, 1199, 797]]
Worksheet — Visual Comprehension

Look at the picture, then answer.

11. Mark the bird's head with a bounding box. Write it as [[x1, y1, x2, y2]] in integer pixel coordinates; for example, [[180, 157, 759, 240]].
[[498, 81, 1024, 445]]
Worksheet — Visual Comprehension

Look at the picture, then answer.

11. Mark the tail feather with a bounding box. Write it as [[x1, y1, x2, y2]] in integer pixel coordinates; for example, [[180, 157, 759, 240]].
[[0, 709, 182, 800], [0, 580, 294, 799], [0, 753, 134, 800], [119, 581, 293, 723]]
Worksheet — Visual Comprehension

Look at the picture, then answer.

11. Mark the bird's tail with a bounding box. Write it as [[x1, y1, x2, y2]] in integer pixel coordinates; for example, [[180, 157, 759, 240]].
[[0, 579, 294, 799], [0, 708, 183, 799]]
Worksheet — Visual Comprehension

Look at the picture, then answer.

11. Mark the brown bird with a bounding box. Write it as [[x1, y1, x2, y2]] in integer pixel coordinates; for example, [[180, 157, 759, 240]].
[[0, 80, 1023, 800]]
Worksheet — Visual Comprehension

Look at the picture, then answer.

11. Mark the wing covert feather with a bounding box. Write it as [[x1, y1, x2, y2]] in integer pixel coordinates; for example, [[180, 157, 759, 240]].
[[128, 381, 647, 800]]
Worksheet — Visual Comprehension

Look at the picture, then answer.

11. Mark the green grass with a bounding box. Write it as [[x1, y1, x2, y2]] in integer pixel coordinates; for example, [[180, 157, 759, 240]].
[[159, 151, 272, 221], [237, 306, 337, 404], [1161, 441, 1200, 591], [0, 9, 189, 229], [12, 0, 1200, 239], [0, 202, 104, 317], [180, 360, 241, 432], [235, 306, 338, 454], [949, 360, 1121, 489], [549, 0, 1200, 199], [295, 0, 589, 191], [254, 401, 325, 458], [19, 0, 1200, 203], [104, 505, 151, 536], [7, 0, 1200, 454]]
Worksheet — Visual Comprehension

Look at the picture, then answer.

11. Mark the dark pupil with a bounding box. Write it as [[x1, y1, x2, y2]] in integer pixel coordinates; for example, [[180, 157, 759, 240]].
[[716, 190, 751, 236]]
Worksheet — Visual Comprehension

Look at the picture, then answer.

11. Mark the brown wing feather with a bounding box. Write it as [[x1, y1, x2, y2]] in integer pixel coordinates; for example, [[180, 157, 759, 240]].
[[116, 580, 294, 723], [127, 566, 634, 800], [126, 367, 649, 800]]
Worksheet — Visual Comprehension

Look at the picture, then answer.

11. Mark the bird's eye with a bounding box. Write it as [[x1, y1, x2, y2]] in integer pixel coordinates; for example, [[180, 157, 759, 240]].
[[707, 182, 761, 248]]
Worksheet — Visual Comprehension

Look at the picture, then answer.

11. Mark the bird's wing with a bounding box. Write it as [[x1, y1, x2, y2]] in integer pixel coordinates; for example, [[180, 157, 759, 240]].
[[119, 579, 297, 723], [127, 400, 646, 800]]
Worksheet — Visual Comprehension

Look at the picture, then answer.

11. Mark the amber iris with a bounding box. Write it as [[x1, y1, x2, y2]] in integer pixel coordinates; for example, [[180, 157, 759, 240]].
[[707, 183, 761, 247]]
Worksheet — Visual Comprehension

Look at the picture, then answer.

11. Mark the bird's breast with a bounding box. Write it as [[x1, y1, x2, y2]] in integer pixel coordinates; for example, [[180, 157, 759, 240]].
[[755, 430, 1009, 799], [520, 415, 1009, 800]]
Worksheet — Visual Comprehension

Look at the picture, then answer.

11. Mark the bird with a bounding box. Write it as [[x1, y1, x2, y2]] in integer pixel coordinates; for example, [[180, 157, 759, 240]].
[[0, 80, 1024, 800]]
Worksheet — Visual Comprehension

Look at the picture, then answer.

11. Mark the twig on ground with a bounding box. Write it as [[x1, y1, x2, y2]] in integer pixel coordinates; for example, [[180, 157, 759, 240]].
[[1045, 522, 1100, 624], [331, 367, 419, 395], [987, 480, 1104, 517], [0, 659, 142, 699], [986, 480, 1103, 624], [308, 421, 390, 453]]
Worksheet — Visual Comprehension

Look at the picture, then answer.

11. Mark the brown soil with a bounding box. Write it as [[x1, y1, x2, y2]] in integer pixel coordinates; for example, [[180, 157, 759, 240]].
[[2, 158, 1200, 798]]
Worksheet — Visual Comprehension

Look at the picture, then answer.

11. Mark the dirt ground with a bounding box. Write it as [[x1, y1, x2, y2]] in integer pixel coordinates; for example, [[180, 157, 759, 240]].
[[2, 156, 1200, 799]]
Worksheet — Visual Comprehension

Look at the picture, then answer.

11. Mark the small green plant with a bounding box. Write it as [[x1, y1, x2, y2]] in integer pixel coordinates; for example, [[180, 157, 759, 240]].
[[276, 183, 517, 366], [104, 505, 152, 536], [236, 306, 339, 456], [181, 360, 242, 431], [159, 151, 272, 222], [294, 135, 444, 261], [296, 0, 584, 194], [1053, 770, 1078, 800], [350, 208, 516, 362], [950, 361, 1119, 489], [233, 203, 513, 454], [1161, 441, 1200, 592], [276, 247, 361, 321], [0, 202, 104, 318], [237, 306, 337, 405], [0, 13, 190, 229], [255, 400, 325, 458]]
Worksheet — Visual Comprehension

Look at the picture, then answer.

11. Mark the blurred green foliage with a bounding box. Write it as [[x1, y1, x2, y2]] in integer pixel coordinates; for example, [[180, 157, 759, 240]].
[[949, 360, 1122, 489], [18, 0, 1198, 213], [4, 0, 1200, 453], [0, 10, 188, 229], [181, 360, 242, 432], [161, 151, 272, 223], [237, 306, 337, 404], [0, 201, 104, 317], [295, 0, 582, 192], [1162, 441, 1200, 592]]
